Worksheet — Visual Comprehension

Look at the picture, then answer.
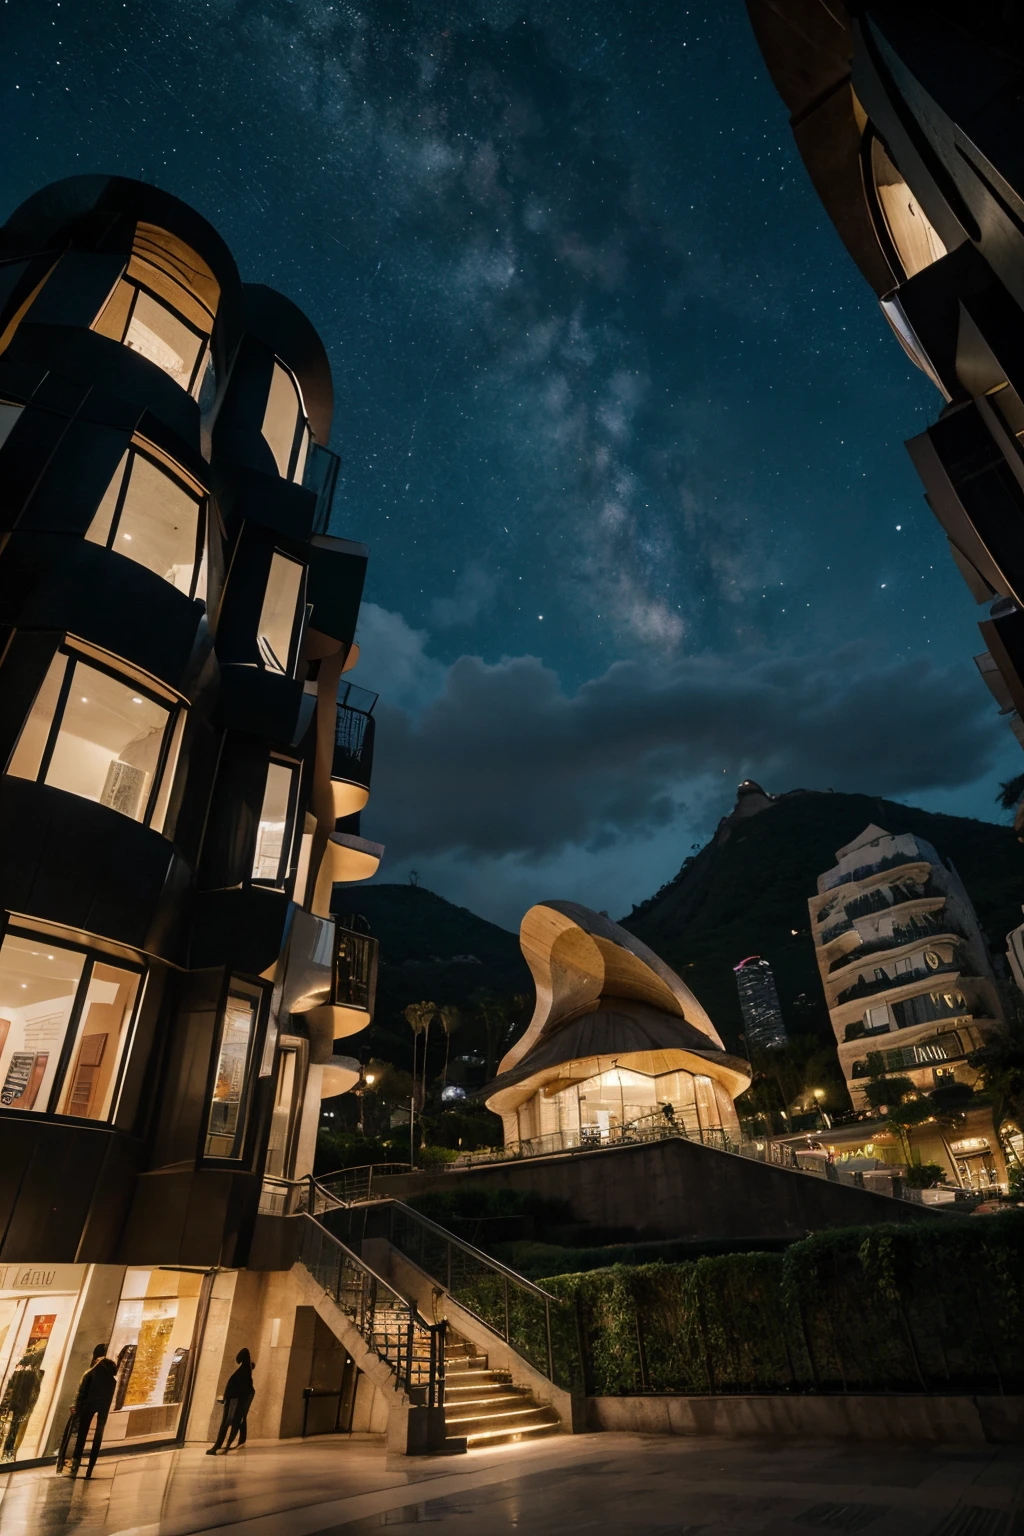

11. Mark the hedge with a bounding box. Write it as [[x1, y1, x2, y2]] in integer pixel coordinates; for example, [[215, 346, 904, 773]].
[[538, 1213, 1024, 1396]]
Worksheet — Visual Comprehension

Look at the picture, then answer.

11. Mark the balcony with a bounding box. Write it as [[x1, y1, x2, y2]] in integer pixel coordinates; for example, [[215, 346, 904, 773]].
[[843, 876, 936, 922], [835, 951, 963, 1006], [844, 987, 972, 1042], [332, 681, 377, 819], [305, 920, 379, 1049], [851, 1030, 966, 1077], [827, 916, 957, 974], [820, 916, 854, 945], [823, 851, 928, 892]]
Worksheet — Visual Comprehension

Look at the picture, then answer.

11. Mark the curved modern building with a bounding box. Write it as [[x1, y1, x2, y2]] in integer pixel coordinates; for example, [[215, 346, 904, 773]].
[[485, 902, 750, 1150], [0, 177, 381, 1461], [746, 5, 1024, 757]]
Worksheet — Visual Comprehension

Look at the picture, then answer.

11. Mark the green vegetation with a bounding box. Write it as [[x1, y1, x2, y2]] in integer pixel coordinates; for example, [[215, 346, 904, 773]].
[[539, 1213, 1024, 1395], [624, 789, 1024, 1052]]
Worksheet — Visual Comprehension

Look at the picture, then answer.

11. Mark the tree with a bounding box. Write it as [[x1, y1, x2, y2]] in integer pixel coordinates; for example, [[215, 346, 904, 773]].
[[996, 772, 1024, 814], [438, 1004, 463, 1086], [472, 990, 529, 1079], [403, 1001, 437, 1107]]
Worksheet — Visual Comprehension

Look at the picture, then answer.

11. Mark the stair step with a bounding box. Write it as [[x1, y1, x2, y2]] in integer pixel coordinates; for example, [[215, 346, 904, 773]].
[[459, 1419, 562, 1449], [446, 1405, 558, 1431]]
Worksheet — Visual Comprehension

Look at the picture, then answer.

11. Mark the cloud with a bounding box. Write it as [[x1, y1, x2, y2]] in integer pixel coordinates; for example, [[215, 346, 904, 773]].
[[429, 564, 499, 629], [360, 610, 1005, 868]]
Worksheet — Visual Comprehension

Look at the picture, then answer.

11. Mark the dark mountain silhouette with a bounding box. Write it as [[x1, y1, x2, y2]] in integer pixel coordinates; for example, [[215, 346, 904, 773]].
[[621, 784, 1024, 1053]]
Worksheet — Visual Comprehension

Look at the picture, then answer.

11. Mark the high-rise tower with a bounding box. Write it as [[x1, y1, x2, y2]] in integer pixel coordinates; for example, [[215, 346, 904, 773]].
[[733, 956, 788, 1053]]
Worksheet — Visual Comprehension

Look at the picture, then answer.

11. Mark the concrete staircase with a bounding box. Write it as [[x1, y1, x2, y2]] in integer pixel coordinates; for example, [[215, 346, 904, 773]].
[[442, 1328, 561, 1450]]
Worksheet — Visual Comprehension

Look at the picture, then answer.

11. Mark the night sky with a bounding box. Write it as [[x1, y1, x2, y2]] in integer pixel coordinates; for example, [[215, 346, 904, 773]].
[[2, 2, 1018, 926]]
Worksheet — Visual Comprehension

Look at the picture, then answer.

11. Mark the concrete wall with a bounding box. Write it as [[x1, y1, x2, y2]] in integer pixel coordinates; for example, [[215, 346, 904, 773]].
[[588, 1393, 1024, 1445], [185, 1266, 388, 1446], [372, 1137, 934, 1246]]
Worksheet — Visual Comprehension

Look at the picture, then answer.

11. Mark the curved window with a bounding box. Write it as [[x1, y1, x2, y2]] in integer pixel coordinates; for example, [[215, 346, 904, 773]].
[[252, 758, 299, 885], [6, 644, 184, 831], [261, 360, 311, 482], [205, 981, 263, 1159], [871, 138, 946, 279], [93, 224, 218, 400], [0, 929, 143, 1123], [257, 551, 305, 673], [86, 440, 206, 599]]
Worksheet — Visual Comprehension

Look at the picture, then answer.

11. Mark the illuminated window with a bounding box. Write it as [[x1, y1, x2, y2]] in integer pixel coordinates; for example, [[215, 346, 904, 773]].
[[204, 983, 262, 1159], [261, 360, 311, 482], [257, 552, 305, 673], [252, 759, 298, 885], [86, 442, 205, 599], [0, 930, 143, 1122], [93, 225, 218, 400], [871, 138, 947, 279], [6, 647, 183, 830]]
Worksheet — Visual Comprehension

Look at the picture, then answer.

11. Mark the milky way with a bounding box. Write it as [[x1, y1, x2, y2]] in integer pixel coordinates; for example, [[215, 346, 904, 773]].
[[1, 1, 1017, 923]]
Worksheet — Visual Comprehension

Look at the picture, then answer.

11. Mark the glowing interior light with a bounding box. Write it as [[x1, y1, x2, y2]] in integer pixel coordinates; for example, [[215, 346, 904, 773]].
[[132, 697, 143, 704]]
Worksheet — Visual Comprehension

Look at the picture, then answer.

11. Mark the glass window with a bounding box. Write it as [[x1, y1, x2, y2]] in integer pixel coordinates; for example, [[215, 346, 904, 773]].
[[205, 986, 261, 1159], [0, 932, 142, 1122], [252, 760, 297, 884], [86, 444, 205, 599], [257, 553, 305, 674], [6, 649, 181, 827], [124, 290, 206, 390], [261, 360, 310, 481], [871, 137, 947, 279], [0, 401, 22, 451], [106, 1268, 202, 1442]]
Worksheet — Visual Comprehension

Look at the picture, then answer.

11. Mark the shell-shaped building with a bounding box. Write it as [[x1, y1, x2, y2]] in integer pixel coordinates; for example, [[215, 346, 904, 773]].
[[485, 902, 750, 1149]]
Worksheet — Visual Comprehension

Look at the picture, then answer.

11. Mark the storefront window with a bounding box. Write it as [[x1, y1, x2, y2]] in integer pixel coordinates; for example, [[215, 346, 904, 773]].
[[6, 647, 183, 829], [525, 1064, 735, 1148], [252, 760, 297, 885], [86, 442, 206, 599], [257, 552, 305, 674], [0, 1266, 87, 1467], [107, 1269, 203, 1442], [205, 984, 262, 1159], [0, 931, 143, 1122], [261, 359, 310, 482]]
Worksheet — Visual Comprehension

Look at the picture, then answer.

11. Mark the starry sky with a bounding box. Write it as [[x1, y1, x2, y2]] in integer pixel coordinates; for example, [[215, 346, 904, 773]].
[[2, 1, 1019, 927]]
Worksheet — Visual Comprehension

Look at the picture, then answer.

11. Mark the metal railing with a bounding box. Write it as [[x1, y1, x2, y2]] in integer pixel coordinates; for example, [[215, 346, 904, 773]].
[[298, 1213, 446, 1407], [327, 1199, 577, 1390], [334, 683, 377, 789], [315, 1163, 415, 1206], [835, 952, 962, 1006], [332, 926, 378, 1014]]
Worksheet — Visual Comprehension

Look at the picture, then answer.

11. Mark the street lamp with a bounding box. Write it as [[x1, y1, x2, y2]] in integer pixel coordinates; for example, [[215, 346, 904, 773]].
[[357, 1070, 376, 1134]]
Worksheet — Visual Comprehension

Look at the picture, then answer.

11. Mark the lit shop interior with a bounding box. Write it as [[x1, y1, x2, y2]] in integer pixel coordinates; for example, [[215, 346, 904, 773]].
[[509, 1059, 742, 1146], [0, 1265, 207, 1465]]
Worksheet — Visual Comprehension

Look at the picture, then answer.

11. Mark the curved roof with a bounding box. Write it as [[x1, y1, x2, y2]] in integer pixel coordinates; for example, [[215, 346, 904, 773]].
[[484, 997, 750, 1115], [488, 903, 746, 1124]]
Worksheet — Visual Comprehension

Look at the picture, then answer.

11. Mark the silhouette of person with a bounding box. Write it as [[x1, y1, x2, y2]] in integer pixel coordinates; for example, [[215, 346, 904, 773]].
[[56, 1344, 107, 1472], [70, 1356, 116, 1478], [1, 1352, 45, 1463], [207, 1349, 255, 1454]]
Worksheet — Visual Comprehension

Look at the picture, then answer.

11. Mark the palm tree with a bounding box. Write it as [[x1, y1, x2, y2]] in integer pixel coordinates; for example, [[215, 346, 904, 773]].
[[403, 1001, 436, 1108], [438, 1004, 463, 1086]]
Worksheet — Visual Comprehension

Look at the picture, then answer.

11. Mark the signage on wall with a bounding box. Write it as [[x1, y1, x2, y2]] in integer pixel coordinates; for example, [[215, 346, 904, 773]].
[[0, 1263, 86, 1295]]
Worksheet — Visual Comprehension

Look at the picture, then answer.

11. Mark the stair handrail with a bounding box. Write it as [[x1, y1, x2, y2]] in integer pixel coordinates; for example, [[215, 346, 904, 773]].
[[325, 1198, 571, 1388], [298, 1213, 446, 1408]]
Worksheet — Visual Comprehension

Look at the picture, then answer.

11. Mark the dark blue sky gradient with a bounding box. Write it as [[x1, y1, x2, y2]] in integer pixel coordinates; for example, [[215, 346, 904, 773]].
[[1, 2, 1015, 923]]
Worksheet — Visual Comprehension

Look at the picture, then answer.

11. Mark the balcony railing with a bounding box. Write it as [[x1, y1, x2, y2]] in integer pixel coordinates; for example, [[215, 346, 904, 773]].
[[823, 850, 928, 891], [835, 951, 962, 1006], [827, 917, 958, 974], [820, 917, 854, 946], [304, 442, 341, 536], [843, 876, 936, 922], [332, 921, 378, 1015], [851, 1030, 966, 1078], [334, 682, 377, 791]]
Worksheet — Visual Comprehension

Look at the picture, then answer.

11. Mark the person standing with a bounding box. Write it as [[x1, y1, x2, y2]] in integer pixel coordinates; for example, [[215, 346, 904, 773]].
[[69, 1356, 116, 1478], [0, 1352, 45, 1463], [206, 1349, 255, 1454], [56, 1344, 108, 1473]]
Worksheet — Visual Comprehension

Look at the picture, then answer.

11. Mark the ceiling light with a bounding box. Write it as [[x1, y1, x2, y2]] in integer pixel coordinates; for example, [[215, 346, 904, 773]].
[[132, 697, 142, 704], [123, 534, 132, 541], [20, 983, 26, 989]]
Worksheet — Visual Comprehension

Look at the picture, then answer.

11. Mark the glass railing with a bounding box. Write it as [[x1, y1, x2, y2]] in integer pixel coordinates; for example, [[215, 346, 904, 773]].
[[827, 918, 958, 974], [332, 924, 378, 1014], [835, 952, 962, 1006], [303, 442, 341, 535], [843, 877, 936, 922]]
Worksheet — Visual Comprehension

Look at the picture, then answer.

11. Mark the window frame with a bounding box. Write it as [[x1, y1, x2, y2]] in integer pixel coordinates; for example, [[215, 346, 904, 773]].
[[250, 754, 302, 890], [117, 280, 211, 397], [200, 976, 268, 1165], [0, 919, 146, 1127], [88, 438, 207, 600], [262, 358, 311, 483], [257, 550, 308, 677], [5, 639, 185, 831]]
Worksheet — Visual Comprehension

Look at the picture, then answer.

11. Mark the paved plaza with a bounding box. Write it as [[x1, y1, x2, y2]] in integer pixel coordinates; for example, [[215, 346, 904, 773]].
[[0, 1432, 1020, 1536]]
